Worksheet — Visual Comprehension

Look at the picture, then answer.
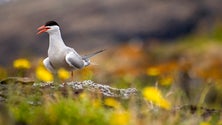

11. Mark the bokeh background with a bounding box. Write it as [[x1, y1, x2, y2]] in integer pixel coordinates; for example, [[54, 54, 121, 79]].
[[0, 0, 222, 66]]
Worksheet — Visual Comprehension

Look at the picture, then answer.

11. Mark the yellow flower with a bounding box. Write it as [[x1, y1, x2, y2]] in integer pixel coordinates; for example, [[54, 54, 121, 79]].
[[36, 66, 53, 82], [146, 67, 160, 76], [217, 120, 222, 125], [79, 92, 87, 99], [110, 110, 130, 125], [142, 87, 171, 110], [160, 76, 173, 86], [199, 121, 211, 125], [92, 99, 101, 108], [104, 98, 121, 109], [58, 68, 70, 80], [13, 58, 31, 69]]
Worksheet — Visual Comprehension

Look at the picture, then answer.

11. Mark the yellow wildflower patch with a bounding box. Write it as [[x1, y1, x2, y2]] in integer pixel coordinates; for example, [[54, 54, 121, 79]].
[[79, 92, 87, 99], [110, 110, 130, 125], [104, 98, 121, 109], [199, 121, 211, 125], [142, 87, 171, 110], [58, 68, 70, 80], [13, 58, 31, 69], [160, 76, 173, 86], [92, 99, 101, 108], [36, 66, 53, 82]]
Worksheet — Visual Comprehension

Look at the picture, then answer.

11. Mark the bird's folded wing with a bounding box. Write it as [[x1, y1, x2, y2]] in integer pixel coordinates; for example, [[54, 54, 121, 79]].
[[82, 49, 105, 60], [65, 52, 84, 69]]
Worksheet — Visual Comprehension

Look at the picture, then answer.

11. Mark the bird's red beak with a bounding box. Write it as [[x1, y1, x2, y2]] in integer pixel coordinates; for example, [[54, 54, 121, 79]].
[[37, 25, 50, 35]]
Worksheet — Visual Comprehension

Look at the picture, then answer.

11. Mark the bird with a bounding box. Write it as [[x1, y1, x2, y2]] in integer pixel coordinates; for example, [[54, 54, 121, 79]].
[[37, 21, 105, 77]]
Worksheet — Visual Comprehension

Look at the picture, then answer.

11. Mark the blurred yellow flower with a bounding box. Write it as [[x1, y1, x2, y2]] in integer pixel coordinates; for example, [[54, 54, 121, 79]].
[[217, 120, 222, 125], [104, 98, 121, 109], [79, 93, 101, 107], [13, 58, 31, 69], [146, 62, 178, 77], [142, 87, 171, 110], [160, 76, 173, 86], [58, 68, 70, 80], [92, 99, 101, 108], [146, 67, 160, 76], [36, 66, 53, 82], [110, 110, 130, 125], [199, 121, 211, 125], [79, 92, 87, 99]]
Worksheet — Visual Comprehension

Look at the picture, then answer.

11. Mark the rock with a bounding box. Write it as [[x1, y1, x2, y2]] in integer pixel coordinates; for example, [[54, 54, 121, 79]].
[[0, 78, 138, 102]]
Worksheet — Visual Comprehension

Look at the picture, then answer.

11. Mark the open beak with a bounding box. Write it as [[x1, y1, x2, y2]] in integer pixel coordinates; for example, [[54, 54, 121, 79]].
[[37, 25, 50, 35]]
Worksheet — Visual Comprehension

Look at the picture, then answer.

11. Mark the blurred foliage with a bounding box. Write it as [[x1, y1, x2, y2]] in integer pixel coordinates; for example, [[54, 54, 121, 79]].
[[0, 67, 7, 80], [1, 23, 222, 124]]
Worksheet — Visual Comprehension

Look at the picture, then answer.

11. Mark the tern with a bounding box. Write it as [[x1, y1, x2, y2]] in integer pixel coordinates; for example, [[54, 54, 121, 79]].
[[37, 21, 104, 76]]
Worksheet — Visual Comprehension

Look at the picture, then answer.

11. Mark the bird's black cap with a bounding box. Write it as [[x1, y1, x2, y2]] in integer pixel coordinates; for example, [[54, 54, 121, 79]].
[[45, 21, 59, 26]]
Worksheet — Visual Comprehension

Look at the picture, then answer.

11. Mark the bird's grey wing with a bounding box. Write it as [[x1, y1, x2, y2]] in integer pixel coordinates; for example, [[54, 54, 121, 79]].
[[82, 49, 105, 60], [43, 57, 56, 73], [65, 51, 84, 69]]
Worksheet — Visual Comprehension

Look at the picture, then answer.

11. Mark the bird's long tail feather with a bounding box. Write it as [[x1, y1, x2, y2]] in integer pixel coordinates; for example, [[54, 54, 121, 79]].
[[82, 49, 105, 60]]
